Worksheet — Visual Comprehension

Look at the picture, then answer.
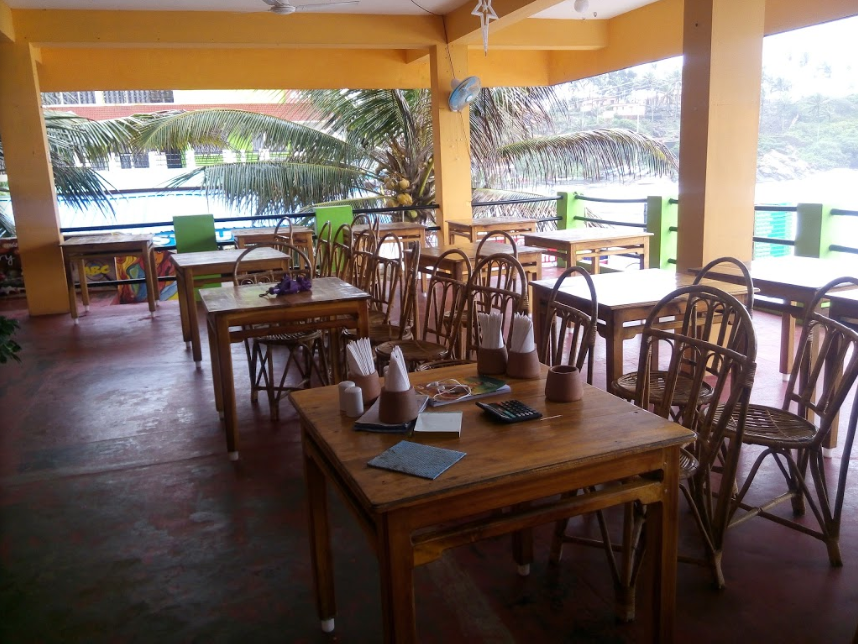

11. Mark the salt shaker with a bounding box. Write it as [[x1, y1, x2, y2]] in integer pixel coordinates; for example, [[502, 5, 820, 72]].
[[338, 380, 356, 411], [343, 386, 365, 418]]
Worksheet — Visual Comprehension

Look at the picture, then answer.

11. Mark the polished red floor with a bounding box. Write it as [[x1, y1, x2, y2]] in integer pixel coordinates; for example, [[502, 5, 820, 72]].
[[1, 289, 856, 643]]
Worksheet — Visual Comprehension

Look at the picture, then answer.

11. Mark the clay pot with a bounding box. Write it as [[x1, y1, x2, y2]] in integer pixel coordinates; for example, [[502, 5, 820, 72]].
[[351, 371, 381, 406], [477, 346, 508, 376], [506, 349, 541, 380], [378, 387, 420, 424], [545, 365, 584, 402]]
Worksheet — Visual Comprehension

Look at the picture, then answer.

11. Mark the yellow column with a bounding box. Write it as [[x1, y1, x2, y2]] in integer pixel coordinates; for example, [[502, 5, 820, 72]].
[[0, 42, 68, 314], [676, 0, 765, 270], [430, 43, 473, 241]]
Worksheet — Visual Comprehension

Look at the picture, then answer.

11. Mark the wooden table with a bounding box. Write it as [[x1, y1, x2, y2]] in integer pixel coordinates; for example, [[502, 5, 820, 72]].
[[61, 233, 158, 323], [231, 225, 315, 266], [523, 228, 652, 273], [827, 287, 858, 327], [168, 247, 290, 363], [201, 277, 370, 459], [418, 239, 543, 283], [446, 216, 538, 244], [350, 222, 427, 247], [531, 269, 751, 387], [689, 256, 858, 375], [290, 362, 692, 643]]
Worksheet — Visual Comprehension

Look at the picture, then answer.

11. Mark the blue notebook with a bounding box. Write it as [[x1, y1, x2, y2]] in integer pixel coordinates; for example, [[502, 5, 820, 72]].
[[367, 440, 466, 480]]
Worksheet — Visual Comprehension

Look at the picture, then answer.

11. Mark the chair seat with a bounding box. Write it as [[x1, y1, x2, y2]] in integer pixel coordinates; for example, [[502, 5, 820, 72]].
[[725, 404, 817, 447], [258, 329, 322, 345], [376, 339, 448, 363], [613, 371, 715, 407], [343, 324, 413, 345]]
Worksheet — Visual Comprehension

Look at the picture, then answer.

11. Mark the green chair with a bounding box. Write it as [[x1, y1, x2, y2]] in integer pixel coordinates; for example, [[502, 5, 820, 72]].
[[173, 214, 219, 299]]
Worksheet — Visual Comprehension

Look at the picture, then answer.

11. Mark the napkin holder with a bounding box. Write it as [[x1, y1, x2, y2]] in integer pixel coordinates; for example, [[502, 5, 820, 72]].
[[351, 371, 381, 406], [545, 365, 584, 402], [506, 349, 541, 379], [378, 387, 420, 424], [477, 346, 508, 376]]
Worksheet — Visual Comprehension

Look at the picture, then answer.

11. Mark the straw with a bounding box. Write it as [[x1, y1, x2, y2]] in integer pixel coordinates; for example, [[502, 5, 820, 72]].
[[510, 313, 535, 353], [477, 311, 505, 350]]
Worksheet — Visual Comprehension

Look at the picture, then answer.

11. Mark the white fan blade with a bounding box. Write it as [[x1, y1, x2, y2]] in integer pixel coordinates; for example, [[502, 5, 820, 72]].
[[296, 1, 360, 11], [262, 0, 282, 5]]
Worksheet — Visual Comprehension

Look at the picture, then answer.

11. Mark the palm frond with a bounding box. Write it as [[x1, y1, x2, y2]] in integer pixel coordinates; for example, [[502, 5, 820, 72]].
[[134, 109, 362, 164], [165, 161, 373, 216], [51, 164, 116, 216], [487, 128, 676, 186]]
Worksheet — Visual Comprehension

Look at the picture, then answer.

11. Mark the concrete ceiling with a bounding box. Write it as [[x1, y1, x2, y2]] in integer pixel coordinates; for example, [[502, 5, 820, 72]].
[[4, 0, 659, 20]]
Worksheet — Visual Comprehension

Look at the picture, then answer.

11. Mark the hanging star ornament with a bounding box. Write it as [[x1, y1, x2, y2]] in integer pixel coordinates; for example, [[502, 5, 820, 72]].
[[471, 0, 498, 55]]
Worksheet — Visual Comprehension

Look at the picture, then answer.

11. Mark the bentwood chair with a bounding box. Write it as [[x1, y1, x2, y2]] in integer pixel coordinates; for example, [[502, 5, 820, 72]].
[[551, 284, 757, 619], [536, 266, 598, 384], [464, 253, 530, 359], [726, 276, 858, 566], [350, 229, 378, 292], [612, 256, 754, 414], [313, 220, 333, 277], [232, 244, 327, 420], [376, 249, 471, 371], [328, 223, 353, 281], [475, 230, 518, 259]]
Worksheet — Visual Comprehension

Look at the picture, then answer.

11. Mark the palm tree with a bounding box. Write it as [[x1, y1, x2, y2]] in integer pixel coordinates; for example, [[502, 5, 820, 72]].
[[0, 110, 166, 236], [135, 88, 676, 223]]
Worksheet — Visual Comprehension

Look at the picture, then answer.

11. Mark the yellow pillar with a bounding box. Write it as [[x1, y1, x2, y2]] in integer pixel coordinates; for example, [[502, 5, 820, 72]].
[[0, 42, 68, 315], [430, 43, 473, 241], [676, 0, 765, 270]]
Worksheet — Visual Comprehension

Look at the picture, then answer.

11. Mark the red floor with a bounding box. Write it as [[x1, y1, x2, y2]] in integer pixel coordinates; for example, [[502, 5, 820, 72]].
[[1, 289, 857, 643]]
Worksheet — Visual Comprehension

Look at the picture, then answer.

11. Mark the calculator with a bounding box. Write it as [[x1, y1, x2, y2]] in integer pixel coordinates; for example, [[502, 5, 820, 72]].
[[476, 399, 543, 423]]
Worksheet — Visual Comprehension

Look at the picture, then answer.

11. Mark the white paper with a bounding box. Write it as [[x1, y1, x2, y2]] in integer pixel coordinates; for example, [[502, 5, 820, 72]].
[[477, 311, 505, 350], [385, 346, 411, 392], [346, 338, 375, 377], [414, 412, 463, 435], [510, 313, 535, 353]]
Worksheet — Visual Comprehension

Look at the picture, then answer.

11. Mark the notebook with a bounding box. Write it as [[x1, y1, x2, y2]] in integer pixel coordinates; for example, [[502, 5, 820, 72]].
[[367, 440, 466, 480]]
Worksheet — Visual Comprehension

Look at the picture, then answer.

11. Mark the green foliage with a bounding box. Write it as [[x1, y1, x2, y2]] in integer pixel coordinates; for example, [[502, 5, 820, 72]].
[[0, 316, 22, 364]]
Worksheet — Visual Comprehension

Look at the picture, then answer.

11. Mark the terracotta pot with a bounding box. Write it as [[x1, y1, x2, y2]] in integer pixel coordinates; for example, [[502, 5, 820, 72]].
[[351, 371, 381, 406], [506, 349, 541, 380], [545, 365, 584, 403], [378, 386, 420, 424], [477, 346, 508, 376]]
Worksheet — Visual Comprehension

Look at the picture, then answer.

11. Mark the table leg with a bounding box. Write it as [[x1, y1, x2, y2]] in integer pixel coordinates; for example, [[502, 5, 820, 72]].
[[143, 244, 158, 315], [303, 442, 337, 632], [213, 315, 238, 458], [78, 258, 91, 310], [378, 512, 417, 643], [64, 256, 79, 321], [207, 316, 223, 414], [641, 237, 650, 270], [780, 307, 796, 377], [185, 269, 204, 363], [604, 316, 624, 388], [648, 446, 679, 644], [175, 268, 192, 345]]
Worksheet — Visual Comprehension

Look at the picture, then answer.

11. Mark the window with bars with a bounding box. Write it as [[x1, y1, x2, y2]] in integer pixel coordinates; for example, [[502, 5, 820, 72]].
[[42, 91, 96, 106], [119, 153, 150, 169], [103, 90, 175, 104]]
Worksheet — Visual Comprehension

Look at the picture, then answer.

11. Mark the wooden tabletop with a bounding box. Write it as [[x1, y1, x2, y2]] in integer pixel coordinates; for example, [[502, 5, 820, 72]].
[[61, 233, 153, 251], [292, 362, 692, 511], [523, 228, 652, 243], [230, 225, 314, 238], [420, 240, 542, 261], [692, 255, 858, 293], [168, 246, 285, 271], [200, 276, 369, 315], [353, 222, 426, 233], [447, 216, 538, 228], [531, 268, 749, 311]]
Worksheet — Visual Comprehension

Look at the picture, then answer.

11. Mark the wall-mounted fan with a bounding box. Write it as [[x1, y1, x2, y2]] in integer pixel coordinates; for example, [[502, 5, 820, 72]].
[[448, 76, 481, 112], [262, 0, 359, 15]]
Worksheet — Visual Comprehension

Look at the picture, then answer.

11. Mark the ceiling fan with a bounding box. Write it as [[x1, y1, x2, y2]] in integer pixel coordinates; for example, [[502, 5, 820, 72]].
[[262, 0, 360, 15]]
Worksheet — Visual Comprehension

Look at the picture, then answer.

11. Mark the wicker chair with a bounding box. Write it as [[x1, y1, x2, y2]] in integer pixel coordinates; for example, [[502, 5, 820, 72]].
[[475, 230, 518, 259], [464, 253, 530, 359], [536, 266, 598, 383], [551, 284, 757, 619], [726, 276, 858, 566], [376, 249, 471, 371], [313, 220, 333, 277], [232, 244, 327, 420], [612, 256, 754, 415]]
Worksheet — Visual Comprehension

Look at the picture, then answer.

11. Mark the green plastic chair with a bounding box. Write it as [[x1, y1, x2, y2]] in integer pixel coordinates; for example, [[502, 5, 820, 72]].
[[173, 214, 219, 299]]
